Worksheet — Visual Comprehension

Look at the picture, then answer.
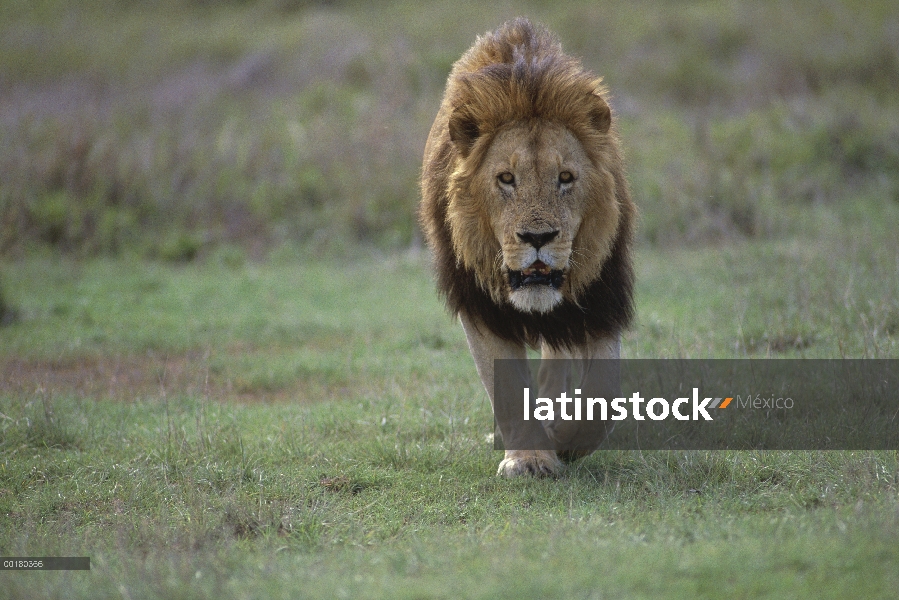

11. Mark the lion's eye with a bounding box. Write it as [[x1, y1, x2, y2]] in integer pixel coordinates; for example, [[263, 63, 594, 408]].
[[558, 171, 574, 184], [497, 172, 515, 186]]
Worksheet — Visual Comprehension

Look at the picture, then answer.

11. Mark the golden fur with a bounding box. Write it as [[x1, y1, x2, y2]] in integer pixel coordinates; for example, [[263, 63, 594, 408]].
[[419, 18, 635, 476]]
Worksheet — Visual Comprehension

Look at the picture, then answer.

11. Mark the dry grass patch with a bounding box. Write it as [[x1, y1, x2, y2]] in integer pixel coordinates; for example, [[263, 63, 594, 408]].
[[0, 348, 370, 404]]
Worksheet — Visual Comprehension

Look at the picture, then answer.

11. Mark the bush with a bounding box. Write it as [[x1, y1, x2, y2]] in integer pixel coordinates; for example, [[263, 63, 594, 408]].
[[1, 0, 897, 257]]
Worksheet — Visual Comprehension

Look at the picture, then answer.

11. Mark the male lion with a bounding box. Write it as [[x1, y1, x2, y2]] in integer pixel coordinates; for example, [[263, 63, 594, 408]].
[[420, 18, 635, 477]]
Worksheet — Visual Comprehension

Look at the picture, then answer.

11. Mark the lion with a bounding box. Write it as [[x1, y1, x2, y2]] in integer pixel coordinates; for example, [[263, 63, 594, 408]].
[[420, 18, 635, 477]]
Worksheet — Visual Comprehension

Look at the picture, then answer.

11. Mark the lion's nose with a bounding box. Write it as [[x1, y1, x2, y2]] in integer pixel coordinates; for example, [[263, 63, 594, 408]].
[[516, 230, 559, 249]]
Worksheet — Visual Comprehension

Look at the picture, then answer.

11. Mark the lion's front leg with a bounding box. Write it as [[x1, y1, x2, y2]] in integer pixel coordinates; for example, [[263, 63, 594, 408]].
[[540, 335, 621, 460], [459, 313, 562, 478]]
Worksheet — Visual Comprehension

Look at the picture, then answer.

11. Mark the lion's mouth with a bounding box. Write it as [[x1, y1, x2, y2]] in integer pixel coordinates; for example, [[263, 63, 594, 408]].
[[508, 260, 564, 290]]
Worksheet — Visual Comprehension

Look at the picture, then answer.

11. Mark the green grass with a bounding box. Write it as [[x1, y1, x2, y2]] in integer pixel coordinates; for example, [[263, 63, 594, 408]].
[[2, 379, 898, 598], [3, 198, 898, 364], [2, 212, 899, 597]]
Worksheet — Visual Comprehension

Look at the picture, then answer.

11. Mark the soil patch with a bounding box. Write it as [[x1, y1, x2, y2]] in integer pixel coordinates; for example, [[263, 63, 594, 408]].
[[1, 352, 302, 403]]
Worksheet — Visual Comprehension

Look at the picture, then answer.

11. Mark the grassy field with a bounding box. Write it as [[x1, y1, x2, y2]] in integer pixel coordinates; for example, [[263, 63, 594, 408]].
[[2, 225, 898, 598], [2, 0, 899, 597]]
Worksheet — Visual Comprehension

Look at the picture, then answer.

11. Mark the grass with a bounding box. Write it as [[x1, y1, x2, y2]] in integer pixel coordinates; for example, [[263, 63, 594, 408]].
[[1, 380, 898, 598], [2, 213, 898, 597], [3, 197, 898, 363]]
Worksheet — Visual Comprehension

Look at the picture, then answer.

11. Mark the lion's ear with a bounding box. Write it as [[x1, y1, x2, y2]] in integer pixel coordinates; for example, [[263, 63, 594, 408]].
[[588, 94, 611, 134], [448, 108, 480, 157]]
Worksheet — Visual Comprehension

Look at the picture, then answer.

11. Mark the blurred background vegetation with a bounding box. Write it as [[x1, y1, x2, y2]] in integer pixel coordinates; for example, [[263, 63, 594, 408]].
[[1, 0, 897, 260]]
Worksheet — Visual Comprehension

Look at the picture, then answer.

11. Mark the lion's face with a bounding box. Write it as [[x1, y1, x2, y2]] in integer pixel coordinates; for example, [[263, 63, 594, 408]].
[[448, 120, 621, 314]]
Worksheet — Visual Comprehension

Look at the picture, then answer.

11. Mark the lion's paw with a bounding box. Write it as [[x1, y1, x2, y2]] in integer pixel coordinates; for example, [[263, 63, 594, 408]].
[[496, 450, 563, 478]]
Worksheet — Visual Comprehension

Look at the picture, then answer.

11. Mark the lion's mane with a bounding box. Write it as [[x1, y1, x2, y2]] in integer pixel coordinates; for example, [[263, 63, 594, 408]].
[[420, 18, 635, 350]]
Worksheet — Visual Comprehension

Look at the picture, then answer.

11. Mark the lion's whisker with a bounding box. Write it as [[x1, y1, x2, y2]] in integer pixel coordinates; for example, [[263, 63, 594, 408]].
[[493, 250, 504, 272]]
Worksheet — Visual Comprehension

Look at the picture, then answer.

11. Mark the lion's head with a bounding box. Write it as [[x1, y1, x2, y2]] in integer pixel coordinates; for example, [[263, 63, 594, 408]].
[[421, 18, 634, 348]]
